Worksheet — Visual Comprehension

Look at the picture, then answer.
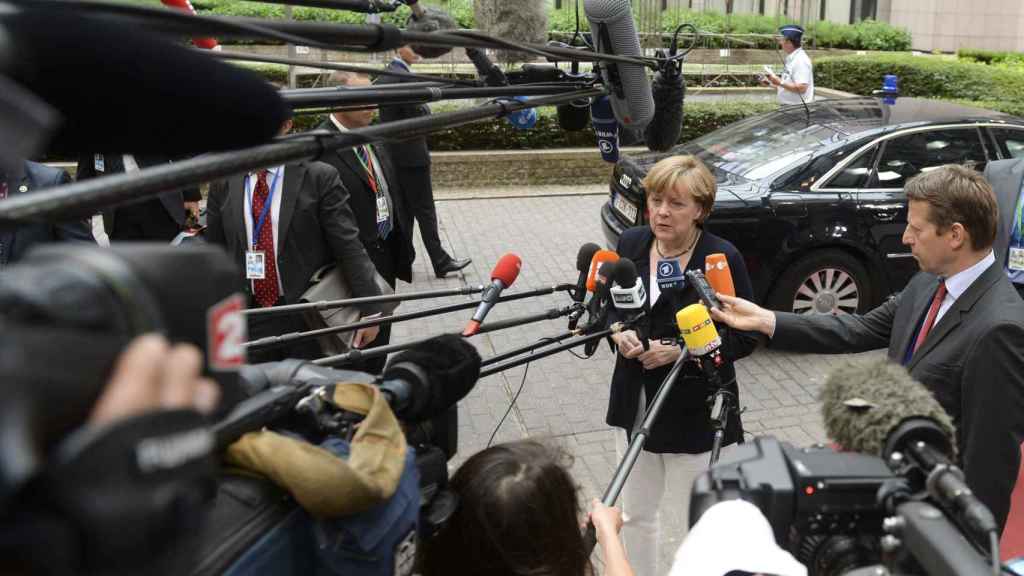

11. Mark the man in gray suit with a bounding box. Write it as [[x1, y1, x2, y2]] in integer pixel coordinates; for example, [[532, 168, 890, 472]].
[[984, 157, 1024, 299], [711, 165, 1024, 535]]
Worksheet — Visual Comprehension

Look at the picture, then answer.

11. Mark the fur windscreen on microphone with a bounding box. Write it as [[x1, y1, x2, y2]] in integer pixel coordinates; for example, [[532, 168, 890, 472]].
[[385, 334, 481, 420], [406, 6, 457, 59], [613, 257, 639, 289], [820, 360, 956, 458], [576, 243, 602, 274], [644, 62, 685, 151], [557, 99, 592, 131], [3, 7, 289, 154]]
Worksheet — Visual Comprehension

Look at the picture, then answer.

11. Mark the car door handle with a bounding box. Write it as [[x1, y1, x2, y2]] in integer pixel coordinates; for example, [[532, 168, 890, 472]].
[[873, 211, 898, 222]]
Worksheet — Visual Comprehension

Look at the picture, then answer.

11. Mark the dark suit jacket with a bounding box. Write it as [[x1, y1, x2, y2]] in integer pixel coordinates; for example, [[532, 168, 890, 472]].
[[606, 226, 760, 453], [772, 262, 1024, 533], [315, 118, 415, 284], [376, 59, 431, 168], [75, 153, 201, 228], [984, 158, 1024, 269], [204, 160, 384, 315], [1, 161, 95, 265]]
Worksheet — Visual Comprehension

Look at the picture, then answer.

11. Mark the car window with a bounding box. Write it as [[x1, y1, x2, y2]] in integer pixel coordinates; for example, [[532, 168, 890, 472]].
[[867, 128, 986, 188], [822, 145, 878, 189], [990, 127, 1024, 159]]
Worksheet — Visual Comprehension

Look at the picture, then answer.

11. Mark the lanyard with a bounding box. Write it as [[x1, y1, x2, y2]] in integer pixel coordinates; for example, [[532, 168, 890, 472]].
[[354, 146, 381, 196], [1016, 186, 1024, 241], [246, 169, 281, 249]]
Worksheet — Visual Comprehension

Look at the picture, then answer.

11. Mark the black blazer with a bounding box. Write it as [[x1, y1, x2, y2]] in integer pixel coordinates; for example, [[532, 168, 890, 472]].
[[316, 119, 415, 284], [606, 226, 760, 453], [75, 153, 202, 227], [376, 59, 431, 168], [204, 160, 384, 315], [773, 261, 1024, 533], [1, 161, 95, 265]]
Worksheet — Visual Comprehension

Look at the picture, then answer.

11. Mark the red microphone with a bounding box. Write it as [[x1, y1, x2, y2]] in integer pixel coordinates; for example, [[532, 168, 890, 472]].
[[705, 253, 735, 298], [160, 0, 219, 49], [462, 253, 522, 336]]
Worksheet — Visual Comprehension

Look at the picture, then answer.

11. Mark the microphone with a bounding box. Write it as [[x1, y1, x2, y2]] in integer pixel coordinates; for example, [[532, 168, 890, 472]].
[[590, 94, 620, 164], [465, 47, 508, 87], [585, 249, 620, 293], [705, 253, 736, 298], [643, 57, 684, 152], [584, 0, 654, 130], [684, 269, 722, 311], [573, 243, 602, 303], [821, 360, 999, 539], [609, 258, 649, 350], [0, 6, 289, 154], [160, 0, 219, 49], [655, 257, 685, 292], [462, 253, 522, 337], [676, 303, 724, 367], [405, 3, 457, 59], [381, 334, 481, 422], [557, 98, 592, 131]]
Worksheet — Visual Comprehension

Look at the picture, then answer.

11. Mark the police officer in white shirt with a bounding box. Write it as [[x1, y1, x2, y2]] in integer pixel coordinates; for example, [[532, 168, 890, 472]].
[[763, 24, 814, 107]]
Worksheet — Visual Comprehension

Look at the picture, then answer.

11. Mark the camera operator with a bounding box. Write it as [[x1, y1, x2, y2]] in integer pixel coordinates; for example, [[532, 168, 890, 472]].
[[606, 155, 759, 575], [417, 440, 634, 576], [710, 164, 1024, 536]]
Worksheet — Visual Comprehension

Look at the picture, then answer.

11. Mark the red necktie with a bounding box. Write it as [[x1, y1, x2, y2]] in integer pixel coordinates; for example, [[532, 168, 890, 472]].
[[252, 170, 280, 307], [912, 280, 947, 355]]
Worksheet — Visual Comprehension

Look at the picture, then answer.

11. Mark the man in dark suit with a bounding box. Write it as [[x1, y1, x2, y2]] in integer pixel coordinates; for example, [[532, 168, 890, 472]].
[[76, 153, 200, 242], [205, 120, 384, 363], [376, 45, 470, 278], [1, 161, 94, 266], [984, 157, 1024, 299], [317, 71, 416, 373], [712, 164, 1024, 535]]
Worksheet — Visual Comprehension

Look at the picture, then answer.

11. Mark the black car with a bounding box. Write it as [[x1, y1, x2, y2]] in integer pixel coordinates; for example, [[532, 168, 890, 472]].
[[601, 96, 1024, 314]]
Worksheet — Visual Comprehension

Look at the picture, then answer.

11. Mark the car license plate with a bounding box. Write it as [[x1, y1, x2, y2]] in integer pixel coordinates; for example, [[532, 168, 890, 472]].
[[613, 193, 638, 225]]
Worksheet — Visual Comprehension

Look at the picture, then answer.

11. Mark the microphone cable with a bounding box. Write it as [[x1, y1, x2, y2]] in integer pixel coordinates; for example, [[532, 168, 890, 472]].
[[484, 335, 560, 448]]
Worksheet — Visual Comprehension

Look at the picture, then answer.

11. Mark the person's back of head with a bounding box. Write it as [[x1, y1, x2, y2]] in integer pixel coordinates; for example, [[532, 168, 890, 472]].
[[418, 440, 589, 576]]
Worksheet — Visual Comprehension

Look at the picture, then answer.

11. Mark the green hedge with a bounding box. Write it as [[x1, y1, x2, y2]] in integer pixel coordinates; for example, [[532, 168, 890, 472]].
[[816, 54, 1024, 103], [957, 48, 1024, 66], [293, 100, 776, 150]]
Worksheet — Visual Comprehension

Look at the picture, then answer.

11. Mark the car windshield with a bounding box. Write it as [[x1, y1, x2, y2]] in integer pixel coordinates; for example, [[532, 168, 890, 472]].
[[679, 105, 863, 182]]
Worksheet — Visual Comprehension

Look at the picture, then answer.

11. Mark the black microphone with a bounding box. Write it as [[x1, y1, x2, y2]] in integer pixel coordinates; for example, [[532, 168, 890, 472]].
[[573, 243, 602, 303], [405, 4, 457, 59], [557, 98, 592, 131], [465, 47, 509, 87], [463, 253, 522, 336], [609, 258, 648, 350], [644, 57, 685, 152], [584, 0, 654, 130], [821, 360, 999, 539], [0, 6, 289, 155]]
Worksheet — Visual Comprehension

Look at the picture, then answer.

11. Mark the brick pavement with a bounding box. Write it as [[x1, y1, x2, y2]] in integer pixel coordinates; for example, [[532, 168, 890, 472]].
[[388, 193, 883, 575]]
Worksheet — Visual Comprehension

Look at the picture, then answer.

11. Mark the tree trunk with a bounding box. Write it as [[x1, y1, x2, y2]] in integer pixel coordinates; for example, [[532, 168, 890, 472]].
[[475, 0, 549, 64]]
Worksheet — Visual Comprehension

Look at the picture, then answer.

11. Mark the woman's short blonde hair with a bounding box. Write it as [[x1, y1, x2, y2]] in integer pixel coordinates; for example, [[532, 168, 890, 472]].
[[642, 155, 717, 224]]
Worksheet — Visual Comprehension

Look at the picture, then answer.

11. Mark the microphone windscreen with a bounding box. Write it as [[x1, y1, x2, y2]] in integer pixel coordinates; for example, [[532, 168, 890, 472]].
[[406, 6, 457, 59], [3, 7, 288, 155], [643, 65, 685, 152], [576, 243, 602, 273], [676, 303, 721, 356], [613, 257, 639, 289], [160, 0, 219, 49], [584, 0, 654, 130], [491, 253, 522, 287], [705, 253, 736, 298], [586, 249, 620, 292], [385, 334, 481, 421], [557, 99, 592, 131], [820, 360, 957, 458], [590, 95, 620, 163]]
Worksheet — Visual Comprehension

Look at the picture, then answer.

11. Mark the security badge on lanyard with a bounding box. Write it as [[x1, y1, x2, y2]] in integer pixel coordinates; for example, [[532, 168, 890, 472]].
[[245, 170, 281, 280], [357, 146, 390, 224], [1011, 197, 1024, 272]]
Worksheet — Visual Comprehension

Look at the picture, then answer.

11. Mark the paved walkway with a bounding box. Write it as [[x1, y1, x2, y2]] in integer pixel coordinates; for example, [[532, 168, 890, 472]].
[[387, 192, 883, 574]]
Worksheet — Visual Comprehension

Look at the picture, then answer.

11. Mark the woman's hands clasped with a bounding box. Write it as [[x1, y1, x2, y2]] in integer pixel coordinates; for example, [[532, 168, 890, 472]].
[[612, 330, 680, 370]]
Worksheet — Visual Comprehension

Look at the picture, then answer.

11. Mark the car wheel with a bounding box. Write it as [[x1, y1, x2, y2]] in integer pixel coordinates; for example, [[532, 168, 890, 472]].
[[768, 250, 873, 314]]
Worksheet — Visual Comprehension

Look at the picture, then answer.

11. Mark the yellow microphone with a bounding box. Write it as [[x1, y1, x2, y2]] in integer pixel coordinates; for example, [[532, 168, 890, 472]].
[[676, 303, 722, 357]]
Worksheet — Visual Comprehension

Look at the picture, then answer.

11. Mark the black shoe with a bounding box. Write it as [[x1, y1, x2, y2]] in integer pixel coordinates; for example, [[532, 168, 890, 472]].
[[435, 257, 472, 278]]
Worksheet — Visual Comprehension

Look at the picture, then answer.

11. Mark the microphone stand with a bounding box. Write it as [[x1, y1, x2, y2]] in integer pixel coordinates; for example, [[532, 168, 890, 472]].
[[582, 349, 692, 552], [243, 284, 573, 351]]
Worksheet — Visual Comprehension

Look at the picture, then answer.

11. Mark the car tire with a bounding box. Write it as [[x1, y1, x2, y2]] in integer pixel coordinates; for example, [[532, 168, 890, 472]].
[[767, 250, 874, 315]]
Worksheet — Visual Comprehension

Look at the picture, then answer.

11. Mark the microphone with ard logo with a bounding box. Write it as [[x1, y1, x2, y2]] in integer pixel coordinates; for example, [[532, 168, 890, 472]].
[[656, 258, 686, 292]]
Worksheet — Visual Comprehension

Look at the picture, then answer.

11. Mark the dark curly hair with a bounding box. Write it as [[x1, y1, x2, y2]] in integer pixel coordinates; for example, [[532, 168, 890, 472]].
[[418, 440, 591, 576]]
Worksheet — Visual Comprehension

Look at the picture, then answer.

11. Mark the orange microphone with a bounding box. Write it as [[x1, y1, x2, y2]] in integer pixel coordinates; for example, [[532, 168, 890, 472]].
[[705, 253, 735, 298], [160, 0, 219, 49], [585, 250, 620, 294]]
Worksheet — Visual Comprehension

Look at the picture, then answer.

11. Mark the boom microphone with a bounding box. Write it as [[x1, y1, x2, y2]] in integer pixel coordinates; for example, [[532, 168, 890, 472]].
[[405, 4, 457, 59], [462, 253, 522, 337], [643, 58, 684, 152], [821, 360, 1000, 539], [465, 47, 508, 87], [705, 253, 736, 298], [1, 6, 289, 154], [381, 334, 481, 422], [590, 95, 620, 163], [584, 0, 654, 130]]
